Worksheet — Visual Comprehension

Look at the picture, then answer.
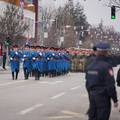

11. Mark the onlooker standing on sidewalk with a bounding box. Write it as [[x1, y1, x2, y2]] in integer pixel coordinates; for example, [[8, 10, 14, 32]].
[[2, 51, 7, 70]]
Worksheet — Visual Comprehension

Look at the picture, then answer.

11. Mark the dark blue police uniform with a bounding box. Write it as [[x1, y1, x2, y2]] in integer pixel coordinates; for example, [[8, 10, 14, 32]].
[[85, 42, 118, 120]]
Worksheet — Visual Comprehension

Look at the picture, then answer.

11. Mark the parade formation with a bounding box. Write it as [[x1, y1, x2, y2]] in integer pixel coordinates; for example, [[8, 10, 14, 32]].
[[9, 45, 71, 80]]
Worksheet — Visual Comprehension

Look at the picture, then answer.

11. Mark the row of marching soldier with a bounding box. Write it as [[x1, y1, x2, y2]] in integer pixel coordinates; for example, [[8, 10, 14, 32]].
[[9, 44, 71, 80]]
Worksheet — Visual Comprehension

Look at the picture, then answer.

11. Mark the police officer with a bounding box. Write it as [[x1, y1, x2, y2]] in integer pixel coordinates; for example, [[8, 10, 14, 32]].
[[85, 42, 118, 120], [2, 51, 7, 70], [9, 45, 21, 80], [85, 46, 97, 115]]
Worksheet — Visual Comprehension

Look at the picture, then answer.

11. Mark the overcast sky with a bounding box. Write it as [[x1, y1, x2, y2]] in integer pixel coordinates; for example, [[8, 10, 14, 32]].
[[40, 0, 120, 32]]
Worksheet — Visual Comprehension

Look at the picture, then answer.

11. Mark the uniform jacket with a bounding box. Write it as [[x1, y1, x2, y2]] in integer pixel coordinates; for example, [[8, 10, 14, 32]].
[[85, 56, 118, 103]]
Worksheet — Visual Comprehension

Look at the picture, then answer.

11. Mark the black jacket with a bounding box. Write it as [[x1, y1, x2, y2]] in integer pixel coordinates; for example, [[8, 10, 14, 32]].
[[85, 56, 118, 103], [117, 68, 120, 87]]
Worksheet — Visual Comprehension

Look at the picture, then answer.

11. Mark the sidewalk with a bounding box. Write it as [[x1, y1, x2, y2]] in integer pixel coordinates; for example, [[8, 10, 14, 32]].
[[0, 66, 11, 74], [0, 65, 24, 74]]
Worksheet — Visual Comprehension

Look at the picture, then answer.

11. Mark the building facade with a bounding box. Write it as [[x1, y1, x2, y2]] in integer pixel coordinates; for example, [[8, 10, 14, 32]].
[[0, 0, 35, 39]]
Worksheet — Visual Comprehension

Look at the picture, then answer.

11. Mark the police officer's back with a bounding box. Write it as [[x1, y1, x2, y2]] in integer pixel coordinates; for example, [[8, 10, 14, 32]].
[[85, 46, 97, 70], [85, 42, 118, 120]]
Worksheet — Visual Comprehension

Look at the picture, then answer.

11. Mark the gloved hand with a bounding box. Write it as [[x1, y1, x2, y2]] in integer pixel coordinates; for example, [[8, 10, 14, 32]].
[[117, 81, 120, 87]]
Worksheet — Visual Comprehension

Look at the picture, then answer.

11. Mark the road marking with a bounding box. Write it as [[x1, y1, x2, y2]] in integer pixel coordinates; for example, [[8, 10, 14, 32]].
[[70, 85, 81, 90], [39, 81, 64, 85], [19, 104, 44, 115], [61, 110, 85, 118], [48, 110, 86, 119], [49, 81, 64, 85], [39, 81, 49, 84], [51, 92, 66, 99], [55, 81, 64, 83], [48, 116, 73, 119], [0, 81, 27, 87], [49, 82, 57, 85], [18, 85, 27, 88], [82, 94, 88, 98]]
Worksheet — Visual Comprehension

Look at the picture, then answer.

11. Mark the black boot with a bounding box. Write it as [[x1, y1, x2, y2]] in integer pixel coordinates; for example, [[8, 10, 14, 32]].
[[15, 71, 19, 80], [12, 72, 14, 80], [26, 72, 29, 80]]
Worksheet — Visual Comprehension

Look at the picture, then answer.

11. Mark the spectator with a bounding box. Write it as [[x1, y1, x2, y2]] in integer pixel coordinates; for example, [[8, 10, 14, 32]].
[[2, 52, 7, 70]]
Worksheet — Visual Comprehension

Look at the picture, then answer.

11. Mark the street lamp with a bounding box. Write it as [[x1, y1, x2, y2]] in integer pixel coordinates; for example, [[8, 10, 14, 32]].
[[33, 0, 39, 44]]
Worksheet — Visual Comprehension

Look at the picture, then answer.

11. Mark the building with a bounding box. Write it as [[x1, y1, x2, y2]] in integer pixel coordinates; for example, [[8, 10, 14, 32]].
[[0, 0, 35, 42]]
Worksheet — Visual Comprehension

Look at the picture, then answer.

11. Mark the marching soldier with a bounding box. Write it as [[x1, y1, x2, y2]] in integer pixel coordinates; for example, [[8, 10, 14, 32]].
[[34, 46, 44, 80], [56, 51, 63, 76], [47, 48, 57, 77], [62, 51, 71, 74], [31, 46, 37, 77], [22, 44, 32, 80], [9, 45, 21, 80]]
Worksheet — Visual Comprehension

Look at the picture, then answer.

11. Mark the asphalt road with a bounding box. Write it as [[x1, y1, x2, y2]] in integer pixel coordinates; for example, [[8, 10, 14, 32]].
[[0, 68, 120, 120]]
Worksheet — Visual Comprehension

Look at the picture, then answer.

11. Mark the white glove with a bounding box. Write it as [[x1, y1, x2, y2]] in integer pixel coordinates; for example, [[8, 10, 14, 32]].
[[10, 57, 13, 60]]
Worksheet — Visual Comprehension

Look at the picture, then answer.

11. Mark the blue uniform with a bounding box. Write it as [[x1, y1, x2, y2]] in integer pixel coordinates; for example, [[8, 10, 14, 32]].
[[37, 51, 44, 73], [47, 51, 57, 77], [22, 50, 32, 79], [42, 51, 47, 75], [9, 50, 21, 80], [31, 51, 38, 71], [56, 52, 62, 74], [63, 53, 71, 73], [10, 51, 21, 72]]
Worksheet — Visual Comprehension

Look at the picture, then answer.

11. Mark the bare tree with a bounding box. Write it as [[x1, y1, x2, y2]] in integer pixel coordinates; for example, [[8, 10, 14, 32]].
[[108, 0, 120, 6], [0, 4, 29, 45], [38, 6, 56, 46], [83, 21, 120, 51], [44, 1, 89, 48]]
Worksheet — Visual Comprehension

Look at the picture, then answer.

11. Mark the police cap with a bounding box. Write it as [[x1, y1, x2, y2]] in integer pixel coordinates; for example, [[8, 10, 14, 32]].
[[92, 46, 97, 51], [96, 42, 110, 51]]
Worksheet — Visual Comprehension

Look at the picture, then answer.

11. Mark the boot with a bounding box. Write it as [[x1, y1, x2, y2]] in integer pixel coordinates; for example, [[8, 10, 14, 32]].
[[15, 71, 18, 80], [12, 72, 14, 80]]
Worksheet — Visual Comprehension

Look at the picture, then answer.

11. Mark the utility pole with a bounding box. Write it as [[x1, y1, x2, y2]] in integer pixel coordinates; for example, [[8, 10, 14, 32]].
[[33, 0, 39, 45]]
